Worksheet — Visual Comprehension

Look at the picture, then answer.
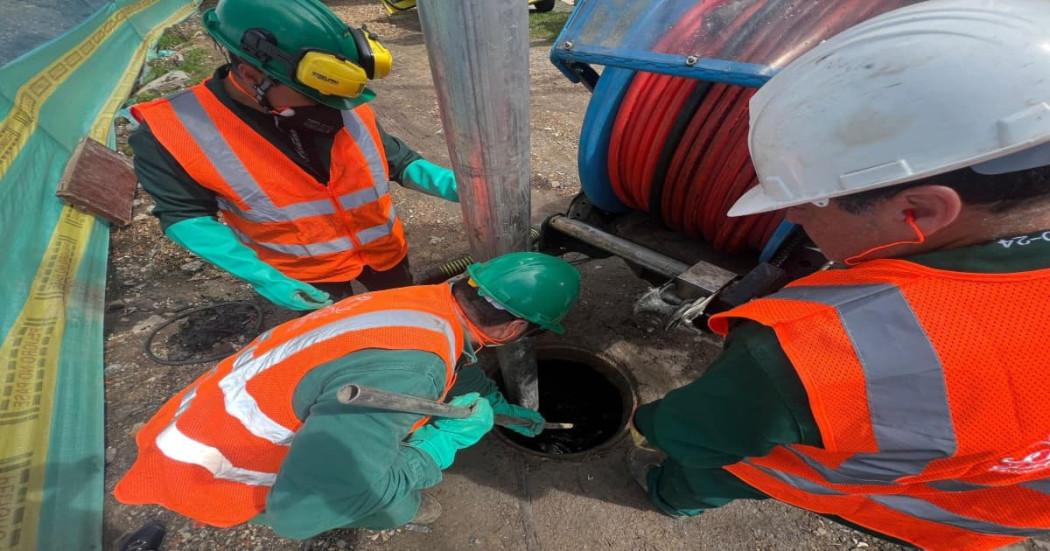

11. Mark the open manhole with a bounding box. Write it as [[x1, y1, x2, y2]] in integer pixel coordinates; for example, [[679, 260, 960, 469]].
[[496, 345, 636, 459]]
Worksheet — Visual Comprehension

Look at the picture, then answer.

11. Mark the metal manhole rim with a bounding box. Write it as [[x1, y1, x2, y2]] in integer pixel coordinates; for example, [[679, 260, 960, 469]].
[[493, 342, 639, 461]]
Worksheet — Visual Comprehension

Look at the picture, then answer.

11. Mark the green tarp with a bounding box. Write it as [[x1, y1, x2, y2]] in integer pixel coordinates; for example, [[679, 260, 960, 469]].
[[0, 1, 196, 548]]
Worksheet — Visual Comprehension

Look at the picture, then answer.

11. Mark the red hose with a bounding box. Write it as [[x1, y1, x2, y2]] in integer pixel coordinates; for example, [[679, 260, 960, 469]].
[[607, 0, 912, 253]]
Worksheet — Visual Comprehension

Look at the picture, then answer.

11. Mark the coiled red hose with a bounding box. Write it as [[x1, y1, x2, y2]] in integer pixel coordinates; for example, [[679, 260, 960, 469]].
[[608, 0, 911, 253]]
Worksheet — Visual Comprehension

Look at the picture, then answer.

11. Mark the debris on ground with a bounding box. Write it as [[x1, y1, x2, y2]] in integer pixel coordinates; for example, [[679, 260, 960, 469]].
[[144, 302, 262, 365], [136, 69, 191, 97]]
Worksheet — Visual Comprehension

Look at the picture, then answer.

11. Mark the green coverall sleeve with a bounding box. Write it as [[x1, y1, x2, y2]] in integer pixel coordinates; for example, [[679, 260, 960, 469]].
[[263, 350, 448, 539], [632, 321, 822, 515], [165, 217, 331, 311], [378, 123, 424, 184], [448, 366, 500, 397], [448, 366, 545, 436], [378, 124, 458, 202], [128, 122, 220, 231]]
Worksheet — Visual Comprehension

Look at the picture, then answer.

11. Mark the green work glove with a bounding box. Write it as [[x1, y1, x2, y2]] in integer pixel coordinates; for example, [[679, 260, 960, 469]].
[[407, 393, 494, 470], [165, 217, 332, 311], [485, 391, 546, 437], [400, 159, 459, 203]]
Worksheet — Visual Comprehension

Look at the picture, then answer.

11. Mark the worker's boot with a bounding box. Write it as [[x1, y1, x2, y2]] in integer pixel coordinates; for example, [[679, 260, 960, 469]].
[[410, 492, 443, 525], [119, 520, 165, 551], [627, 445, 666, 494]]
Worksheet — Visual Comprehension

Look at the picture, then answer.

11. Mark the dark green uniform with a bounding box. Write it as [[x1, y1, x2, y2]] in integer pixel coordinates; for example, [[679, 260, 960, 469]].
[[256, 347, 497, 539], [634, 230, 1050, 520], [129, 66, 424, 231]]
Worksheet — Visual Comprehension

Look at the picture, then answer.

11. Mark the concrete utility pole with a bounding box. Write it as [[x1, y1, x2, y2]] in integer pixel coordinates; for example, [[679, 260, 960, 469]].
[[417, 0, 539, 408]]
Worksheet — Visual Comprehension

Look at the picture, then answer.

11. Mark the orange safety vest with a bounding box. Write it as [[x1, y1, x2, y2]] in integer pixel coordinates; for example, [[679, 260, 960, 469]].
[[113, 284, 465, 527], [132, 81, 407, 283], [709, 259, 1050, 550]]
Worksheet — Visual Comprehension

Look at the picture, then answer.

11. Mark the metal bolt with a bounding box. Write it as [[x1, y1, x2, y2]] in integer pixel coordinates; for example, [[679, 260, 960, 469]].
[[563, 41, 574, 50], [685, 55, 698, 66]]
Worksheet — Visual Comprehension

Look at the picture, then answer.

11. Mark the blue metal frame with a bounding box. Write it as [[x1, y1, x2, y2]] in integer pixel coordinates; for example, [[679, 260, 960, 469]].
[[557, 47, 774, 88], [551, 0, 778, 89]]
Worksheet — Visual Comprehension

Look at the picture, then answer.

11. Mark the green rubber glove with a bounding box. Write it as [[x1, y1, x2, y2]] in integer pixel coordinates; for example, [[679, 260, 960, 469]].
[[407, 393, 494, 470], [165, 217, 332, 311], [485, 391, 546, 437], [400, 159, 459, 203]]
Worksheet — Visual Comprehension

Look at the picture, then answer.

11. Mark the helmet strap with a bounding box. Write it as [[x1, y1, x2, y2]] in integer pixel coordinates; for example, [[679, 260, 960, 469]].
[[227, 68, 294, 117], [844, 211, 926, 266], [252, 76, 277, 111]]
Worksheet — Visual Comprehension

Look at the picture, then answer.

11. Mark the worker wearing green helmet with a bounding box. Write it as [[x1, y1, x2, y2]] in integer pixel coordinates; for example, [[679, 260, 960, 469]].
[[466, 252, 582, 334], [115, 252, 581, 538], [128, 0, 461, 312]]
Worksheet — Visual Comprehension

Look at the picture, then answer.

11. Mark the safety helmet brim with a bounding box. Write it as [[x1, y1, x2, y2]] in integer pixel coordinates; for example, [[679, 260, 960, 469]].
[[726, 185, 786, 217], [729, 131, 1050, 218], [466, 264, 568, 335]]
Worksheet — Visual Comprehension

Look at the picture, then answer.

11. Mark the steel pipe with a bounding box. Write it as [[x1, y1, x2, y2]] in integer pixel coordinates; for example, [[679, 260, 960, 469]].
[[417, 0, 538, 408], [338, 384, 472, 418], [547, 215, 689, 279]]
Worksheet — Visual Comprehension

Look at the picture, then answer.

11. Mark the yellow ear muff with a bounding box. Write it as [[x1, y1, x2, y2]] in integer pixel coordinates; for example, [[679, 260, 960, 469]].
[[365, 34, 393, 80], [296, 51, 369, 98]]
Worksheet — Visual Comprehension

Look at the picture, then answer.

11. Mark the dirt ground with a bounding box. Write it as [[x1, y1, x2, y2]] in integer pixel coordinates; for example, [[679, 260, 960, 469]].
[[100, 2, 1048, 550]]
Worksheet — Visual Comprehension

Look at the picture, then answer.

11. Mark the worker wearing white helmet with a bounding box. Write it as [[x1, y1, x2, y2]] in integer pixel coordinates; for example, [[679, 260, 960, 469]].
[[630, 1, 1050, 549]]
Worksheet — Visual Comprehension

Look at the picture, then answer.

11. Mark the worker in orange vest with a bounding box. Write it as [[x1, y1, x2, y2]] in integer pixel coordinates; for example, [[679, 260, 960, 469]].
[[629, 1, 1050, 549], [114, 252, 580, 538], [130, 0, 461, 311]]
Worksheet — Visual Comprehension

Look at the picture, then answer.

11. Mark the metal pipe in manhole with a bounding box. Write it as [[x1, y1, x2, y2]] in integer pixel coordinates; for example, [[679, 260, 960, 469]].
[[494, 344, 638, 460]]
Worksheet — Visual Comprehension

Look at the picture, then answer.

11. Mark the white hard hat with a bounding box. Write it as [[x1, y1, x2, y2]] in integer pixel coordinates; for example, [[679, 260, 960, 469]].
[[730, 0, 1050, 217]]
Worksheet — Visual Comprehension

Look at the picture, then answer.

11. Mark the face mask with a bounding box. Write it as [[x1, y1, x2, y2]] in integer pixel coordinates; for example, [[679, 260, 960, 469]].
[[228, 69, 343, 135], [273, 104, 344, 135]]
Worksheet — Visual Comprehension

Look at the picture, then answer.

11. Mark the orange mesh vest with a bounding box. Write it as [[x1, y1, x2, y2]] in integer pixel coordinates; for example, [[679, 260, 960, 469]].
[[708, 259, 1050, 550], [113, 284, 465, 527], [132, 82, 407, 283]]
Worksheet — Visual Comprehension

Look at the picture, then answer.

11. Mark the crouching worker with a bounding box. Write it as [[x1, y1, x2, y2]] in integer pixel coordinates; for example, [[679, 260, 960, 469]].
[[114, 252, 580, 538], [629, 1, 1050, 549]]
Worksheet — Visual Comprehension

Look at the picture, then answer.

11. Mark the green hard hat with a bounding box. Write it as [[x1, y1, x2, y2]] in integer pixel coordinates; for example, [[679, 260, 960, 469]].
[[466, 252, 581, 334], [202, 0, 374, 109]]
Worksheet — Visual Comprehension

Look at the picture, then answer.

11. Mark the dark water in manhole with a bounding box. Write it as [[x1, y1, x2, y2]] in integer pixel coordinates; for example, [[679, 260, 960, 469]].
[[499, 358, 625, 455]]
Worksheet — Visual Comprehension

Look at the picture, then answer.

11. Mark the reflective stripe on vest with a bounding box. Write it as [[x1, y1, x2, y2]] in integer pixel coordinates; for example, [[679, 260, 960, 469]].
[[743, 460, 843, 496], [154, 388, 277, 486], [168, 92, 397, 249], [930, 478, 1050, 494], [228, 223, 355, 257], [359, 205, 397, 246], [742, 460, 1050, 538], [868, 495, 1050, 538], [770, 284, 956, 484], [340, 109, 388, 192], [227, 206, 397, 256], [211, 309, 457, 446], [156, 423, 277, 486]]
